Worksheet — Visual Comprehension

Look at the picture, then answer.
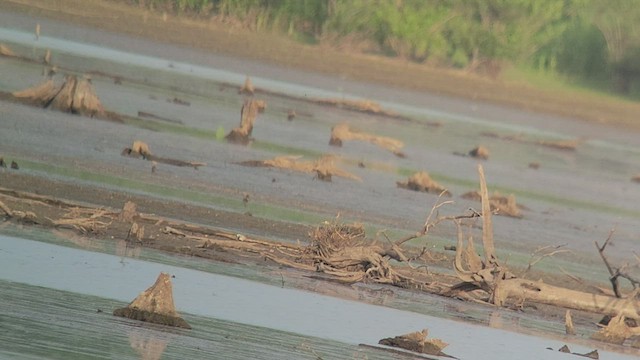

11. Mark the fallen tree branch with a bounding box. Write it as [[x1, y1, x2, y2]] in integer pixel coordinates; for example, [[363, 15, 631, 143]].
[[494, 278, 640, 320]]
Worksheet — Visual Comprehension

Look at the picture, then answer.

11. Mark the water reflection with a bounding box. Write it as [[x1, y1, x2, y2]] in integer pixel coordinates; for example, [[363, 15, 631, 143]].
[[128, 328, 169, 360], [116, 238, 142, 260]]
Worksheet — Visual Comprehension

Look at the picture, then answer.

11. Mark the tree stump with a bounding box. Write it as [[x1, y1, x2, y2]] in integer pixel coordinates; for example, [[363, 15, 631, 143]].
[[113, 272, 191, 329], [225, 99, 266, 144]]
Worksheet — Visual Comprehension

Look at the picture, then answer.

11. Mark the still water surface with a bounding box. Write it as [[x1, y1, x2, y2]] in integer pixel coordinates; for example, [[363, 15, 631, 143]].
[[0, 233, 634, 359]]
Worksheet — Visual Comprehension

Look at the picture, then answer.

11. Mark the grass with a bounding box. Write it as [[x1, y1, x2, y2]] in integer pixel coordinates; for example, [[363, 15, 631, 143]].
[[504, 66, 640, 110]]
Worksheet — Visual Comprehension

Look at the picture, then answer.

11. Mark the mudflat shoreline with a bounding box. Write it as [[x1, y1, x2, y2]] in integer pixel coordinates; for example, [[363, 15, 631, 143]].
[[1, 0, 640, 129]]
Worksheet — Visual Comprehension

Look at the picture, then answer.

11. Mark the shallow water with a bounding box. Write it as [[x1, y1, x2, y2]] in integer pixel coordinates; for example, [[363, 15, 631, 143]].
[[1, 233, 634, 359], [1, 10, 639, 358]]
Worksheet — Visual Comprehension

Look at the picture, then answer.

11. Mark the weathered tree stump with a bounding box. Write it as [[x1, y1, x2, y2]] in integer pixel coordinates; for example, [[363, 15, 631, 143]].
[[113, 272, 191, 329], [469, 145, 489, 160], [12, 75, 106, 118], [379, 329, 451, 357], [225, 99, 266, 144]]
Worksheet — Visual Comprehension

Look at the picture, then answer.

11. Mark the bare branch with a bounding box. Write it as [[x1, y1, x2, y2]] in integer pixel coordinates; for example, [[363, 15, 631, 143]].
[[595, 228, 640, 297], [521, 244, 570, 278]]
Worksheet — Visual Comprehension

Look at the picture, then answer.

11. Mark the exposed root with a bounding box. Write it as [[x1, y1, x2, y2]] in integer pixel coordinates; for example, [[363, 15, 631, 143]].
[[12, 78, 61, 107], [329, 123, 405, 157], [591, 312, 640, 344]]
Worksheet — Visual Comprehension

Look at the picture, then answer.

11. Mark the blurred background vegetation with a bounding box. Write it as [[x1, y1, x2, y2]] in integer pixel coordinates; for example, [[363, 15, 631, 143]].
[[130, 0, 640, 98]]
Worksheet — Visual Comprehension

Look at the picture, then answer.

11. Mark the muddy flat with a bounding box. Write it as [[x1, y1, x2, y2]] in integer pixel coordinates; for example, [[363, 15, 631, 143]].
[[1, 1, 640, 358]]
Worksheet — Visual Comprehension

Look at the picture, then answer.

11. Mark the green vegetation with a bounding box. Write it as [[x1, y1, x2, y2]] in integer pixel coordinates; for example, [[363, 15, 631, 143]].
[[132, 0, 640, 98]]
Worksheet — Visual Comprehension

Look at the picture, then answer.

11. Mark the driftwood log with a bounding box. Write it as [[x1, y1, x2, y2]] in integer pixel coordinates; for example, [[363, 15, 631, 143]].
[[452, 165, 640, 331], [121, 140, 205, 169], [238, 155, 361, 182], [329, 123, 406, 157]]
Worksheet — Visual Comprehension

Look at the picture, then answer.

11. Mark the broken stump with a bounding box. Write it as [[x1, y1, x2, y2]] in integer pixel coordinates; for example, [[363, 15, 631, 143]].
[[239, 76, 255, 95], [12, 74, 106, 118], [469, 145, 489, 160], [225, 99, 266, 144], [378, 329, 451, 357], [113, 272, 191, 329]]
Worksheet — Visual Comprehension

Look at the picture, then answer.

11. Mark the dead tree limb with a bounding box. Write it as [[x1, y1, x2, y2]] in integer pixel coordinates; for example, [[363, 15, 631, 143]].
[[494, 278, 640, 320], [595, 229, 640, 298], [478, 164, 498, 267], [394, 191, 479, 246]]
